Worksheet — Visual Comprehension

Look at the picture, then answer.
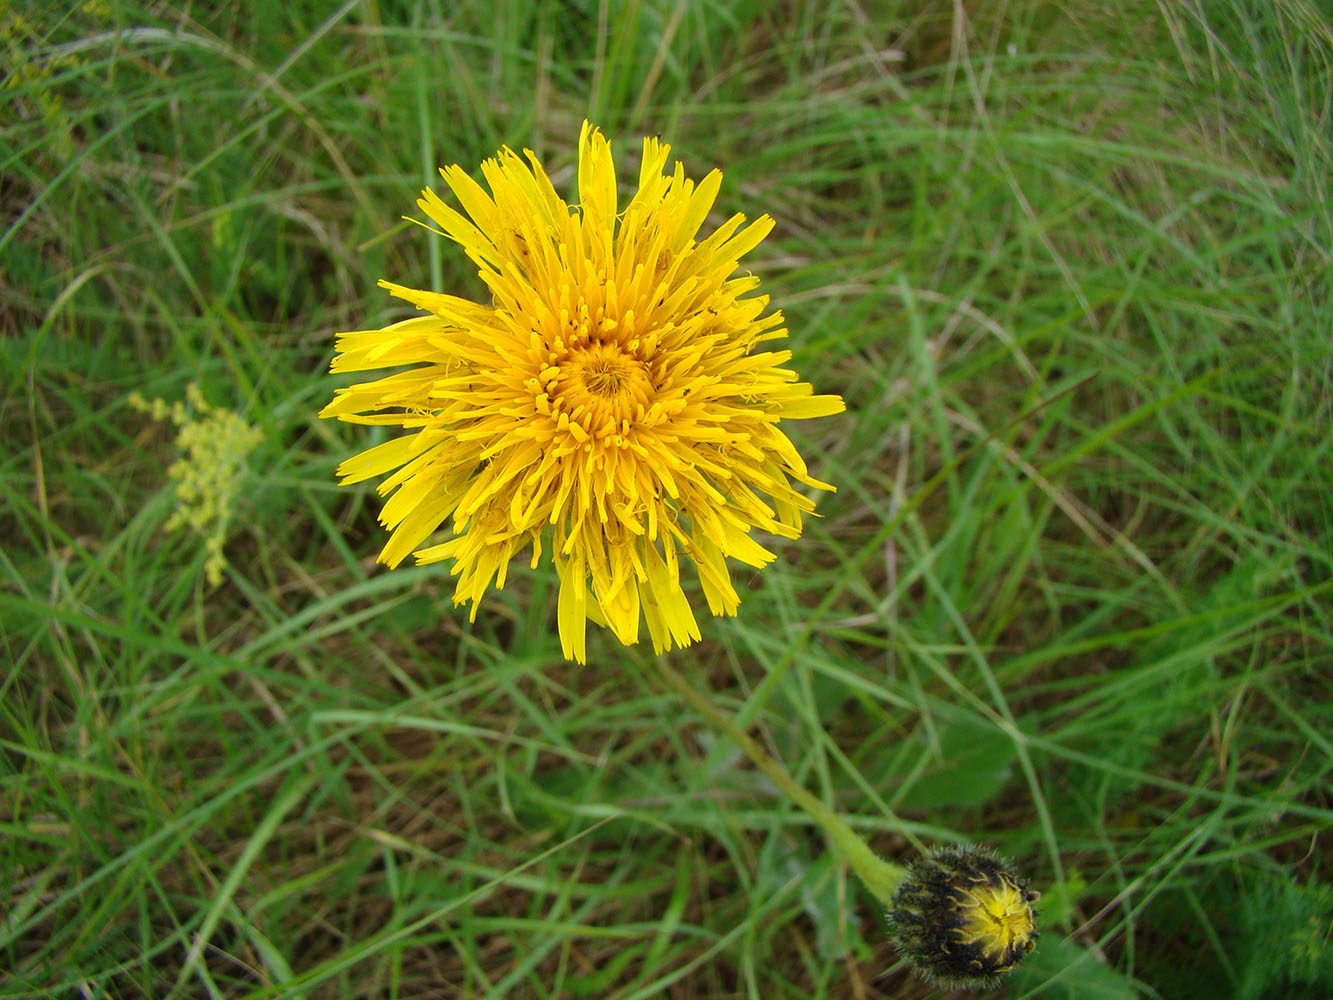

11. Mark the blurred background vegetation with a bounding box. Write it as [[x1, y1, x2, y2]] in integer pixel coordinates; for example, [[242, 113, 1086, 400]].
[[2, 0, 1330, 997]]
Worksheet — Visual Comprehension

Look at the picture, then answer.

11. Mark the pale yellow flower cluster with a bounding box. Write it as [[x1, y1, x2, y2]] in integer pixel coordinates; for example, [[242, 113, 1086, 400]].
[[130, 384, 262, 587]]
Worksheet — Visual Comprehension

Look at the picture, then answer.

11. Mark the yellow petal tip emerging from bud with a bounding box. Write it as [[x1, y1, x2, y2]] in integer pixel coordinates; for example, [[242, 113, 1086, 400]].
[[888, 846, 1039, 992]]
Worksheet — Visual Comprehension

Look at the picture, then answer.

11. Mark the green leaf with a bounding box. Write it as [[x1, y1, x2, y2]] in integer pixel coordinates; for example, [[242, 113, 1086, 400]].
[[892, 716, 1019, 810], [1036, 870, 1089, 928], [1007, 935, 1141, 999]]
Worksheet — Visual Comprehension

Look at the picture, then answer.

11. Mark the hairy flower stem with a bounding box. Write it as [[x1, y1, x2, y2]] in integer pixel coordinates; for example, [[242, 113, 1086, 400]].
[[654, 657, 904, 907]]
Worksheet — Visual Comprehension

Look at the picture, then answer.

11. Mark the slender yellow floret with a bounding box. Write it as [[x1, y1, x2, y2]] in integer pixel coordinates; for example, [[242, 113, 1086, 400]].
[[321, 122, 843, 661], [130, 384, 262, 587]]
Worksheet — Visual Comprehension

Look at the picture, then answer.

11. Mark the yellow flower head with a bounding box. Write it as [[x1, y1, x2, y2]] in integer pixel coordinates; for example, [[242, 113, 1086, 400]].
[[321, 122, 843, 661], [888, 846, 1040, 991]]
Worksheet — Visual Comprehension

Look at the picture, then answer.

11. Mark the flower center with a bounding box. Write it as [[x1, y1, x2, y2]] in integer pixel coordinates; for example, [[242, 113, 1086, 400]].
[[581, 357, 634, 398], [956, 877, 1038, 965], [571, 345, 652, 407], [545, 343, 656, 439]]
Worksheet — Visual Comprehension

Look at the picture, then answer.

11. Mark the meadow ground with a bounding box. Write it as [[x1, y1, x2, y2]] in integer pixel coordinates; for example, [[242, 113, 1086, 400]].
[[2, 1, 1331, 997]]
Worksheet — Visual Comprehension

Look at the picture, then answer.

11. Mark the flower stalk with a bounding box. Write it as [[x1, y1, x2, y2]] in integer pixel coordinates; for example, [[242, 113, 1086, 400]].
[[654, 655, 1040, 990], [654, 656, 904, 906]]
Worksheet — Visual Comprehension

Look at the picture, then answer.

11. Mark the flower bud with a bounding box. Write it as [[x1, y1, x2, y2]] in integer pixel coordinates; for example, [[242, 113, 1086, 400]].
[[888, 846, 1039, 991]]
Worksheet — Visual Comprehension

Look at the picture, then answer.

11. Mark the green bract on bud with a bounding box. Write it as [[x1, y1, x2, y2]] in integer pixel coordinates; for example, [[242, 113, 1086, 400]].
[[887, 846, 1039, 992]]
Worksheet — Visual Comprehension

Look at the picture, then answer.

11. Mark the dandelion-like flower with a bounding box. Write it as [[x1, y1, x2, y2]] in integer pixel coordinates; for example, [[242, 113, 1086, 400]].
[[888, 846, 1040, 991], [321, 122, 843, 661]]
